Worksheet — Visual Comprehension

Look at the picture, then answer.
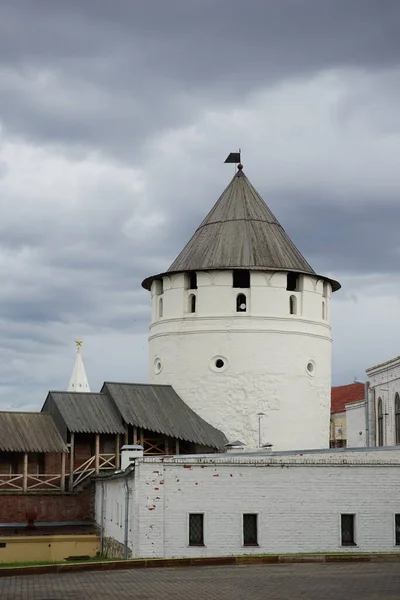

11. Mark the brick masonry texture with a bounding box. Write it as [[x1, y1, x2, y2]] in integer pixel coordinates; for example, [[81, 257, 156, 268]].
[[96, 451, 400, 558], [0, 487, 93, 524], [1, 562, 400, 600]]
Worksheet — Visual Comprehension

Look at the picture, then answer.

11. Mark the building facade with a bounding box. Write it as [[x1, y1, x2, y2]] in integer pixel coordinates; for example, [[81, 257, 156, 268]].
[[330, 383, 365, 448], [95, 448, 400, 559], [142, 165, 341, 450], [366, 356, 400, 448]]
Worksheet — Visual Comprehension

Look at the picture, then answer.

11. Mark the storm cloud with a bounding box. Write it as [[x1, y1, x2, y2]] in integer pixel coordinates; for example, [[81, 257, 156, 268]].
[[0, 0, 400, 409]]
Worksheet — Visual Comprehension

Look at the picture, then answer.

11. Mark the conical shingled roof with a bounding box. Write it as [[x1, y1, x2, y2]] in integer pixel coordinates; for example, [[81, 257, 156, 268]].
[[142, 167, 340, 291]]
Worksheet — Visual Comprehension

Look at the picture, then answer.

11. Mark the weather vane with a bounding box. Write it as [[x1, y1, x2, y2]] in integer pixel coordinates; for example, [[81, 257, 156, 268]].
[[224, 149, 242, 174], [75, 338, 83, 353]]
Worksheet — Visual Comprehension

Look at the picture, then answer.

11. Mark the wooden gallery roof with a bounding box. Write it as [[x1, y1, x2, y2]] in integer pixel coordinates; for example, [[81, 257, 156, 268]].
[[0, 412, 67, 453]]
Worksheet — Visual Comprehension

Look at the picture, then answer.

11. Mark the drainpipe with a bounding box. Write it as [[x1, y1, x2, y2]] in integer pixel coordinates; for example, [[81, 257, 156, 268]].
[[365, 381, 370, 448], [123, 476, 131, 560], [99, 481, 105, 556]]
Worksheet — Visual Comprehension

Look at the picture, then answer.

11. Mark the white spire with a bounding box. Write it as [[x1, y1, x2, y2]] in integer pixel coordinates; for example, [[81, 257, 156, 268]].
[[67, 339, 90, 393]]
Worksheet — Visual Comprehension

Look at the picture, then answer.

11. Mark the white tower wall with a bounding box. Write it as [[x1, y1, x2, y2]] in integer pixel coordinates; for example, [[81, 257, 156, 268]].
[[148, 270, 332, 451]]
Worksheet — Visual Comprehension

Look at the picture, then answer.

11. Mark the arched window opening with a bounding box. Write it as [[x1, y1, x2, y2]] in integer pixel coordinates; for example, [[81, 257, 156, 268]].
[[189, 294, 196, 314], [188, 272, 198, 290], [289, 295, 297, 315], [395, 393, 400, 445], [323, 281, 329, 298], [236, 293, 247, 312], [322, 300, 326, 320], [158, 298, 163, 318], [154, 278, 163, 295], [233, 270, 250, 288], [286, 272, 300, 291], [377, 398, 383, 446]]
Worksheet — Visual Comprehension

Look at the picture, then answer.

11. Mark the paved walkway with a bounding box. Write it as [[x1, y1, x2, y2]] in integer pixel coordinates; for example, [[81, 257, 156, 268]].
[[1, 562, 400, 599]]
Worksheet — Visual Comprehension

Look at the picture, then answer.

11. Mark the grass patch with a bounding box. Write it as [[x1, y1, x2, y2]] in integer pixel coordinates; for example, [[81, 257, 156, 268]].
[[0, 556, 120, 568]]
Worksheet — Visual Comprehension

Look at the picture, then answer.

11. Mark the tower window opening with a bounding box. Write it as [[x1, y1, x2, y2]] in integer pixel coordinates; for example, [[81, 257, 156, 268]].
[[289, 295, 297, 315], [236, 293, 247, 312], [323, 281, 329, 298], [189, 272, 198, 290], [233, 270, 250, 288], [322, 300, 326, 320], [158, 298, 163, 318], [189, 293, 196, 314], [154, 279, 163, 295], [286, 272, 299, 291]]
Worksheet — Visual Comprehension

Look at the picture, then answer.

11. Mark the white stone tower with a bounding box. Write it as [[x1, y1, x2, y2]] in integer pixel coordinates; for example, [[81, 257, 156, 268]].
[[67, 339, 90, 392], [142, 163, 340, 450]]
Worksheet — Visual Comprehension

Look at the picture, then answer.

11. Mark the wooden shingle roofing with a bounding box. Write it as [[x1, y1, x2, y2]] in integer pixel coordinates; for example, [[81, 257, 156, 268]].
[[0, 412, 67, 453], [142, 168, 340, 292]]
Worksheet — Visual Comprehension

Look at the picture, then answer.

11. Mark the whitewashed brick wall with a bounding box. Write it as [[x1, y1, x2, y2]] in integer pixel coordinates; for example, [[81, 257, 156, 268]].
[[96, 450, 400, 558], [346, 401, 366, 447]]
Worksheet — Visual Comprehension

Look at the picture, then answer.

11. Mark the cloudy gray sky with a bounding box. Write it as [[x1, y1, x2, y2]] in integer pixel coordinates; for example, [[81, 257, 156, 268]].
[[1, 0, 400, 411]]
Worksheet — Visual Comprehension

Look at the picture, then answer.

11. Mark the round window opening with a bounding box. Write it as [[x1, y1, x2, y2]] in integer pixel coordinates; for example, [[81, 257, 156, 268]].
[[215, 358, 225, 369], [306, 361, 315, 374], [154, 359, 162, 374]]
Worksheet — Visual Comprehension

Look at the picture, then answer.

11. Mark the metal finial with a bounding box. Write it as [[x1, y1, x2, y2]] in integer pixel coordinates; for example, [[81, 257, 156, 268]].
[[237, 163, 243, 171], [75, 339, 83, 353]]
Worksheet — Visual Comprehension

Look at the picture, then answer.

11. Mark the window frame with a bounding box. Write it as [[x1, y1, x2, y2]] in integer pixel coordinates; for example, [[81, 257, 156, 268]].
[[188, 512, 205, 547], [395, 513, 400, 546], [286, 272, 300, 291], [236, 293, 247, 313], [232, 270, 250, 289], [188, 293, 196, 314], [340, 513, 357, 547], [289, 294, 297, 315], [242, 513, 259, 547]]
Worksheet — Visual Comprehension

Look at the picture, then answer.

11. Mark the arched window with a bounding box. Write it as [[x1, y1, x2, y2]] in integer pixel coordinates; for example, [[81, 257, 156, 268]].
[[289, 295, 297, 315], [189, 294, 196, 314], [377, 398, 383, 446], [236, 293, 247, 312], [158, 298, 163, 318], [322, 300, 326, 320], [323, 281, 329, 298], [395, 393, 400, 445]]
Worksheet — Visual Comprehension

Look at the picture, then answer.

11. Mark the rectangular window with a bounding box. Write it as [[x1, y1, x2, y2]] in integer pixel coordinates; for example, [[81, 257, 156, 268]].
[[189, 513, 204, 546], [233, 270, 250, 288], [243, 514, 258, 546], [341, 514, 356, 546], [395, 515, 400, 546], [188, 272, 198, 290], [286, 272, 300, 291]]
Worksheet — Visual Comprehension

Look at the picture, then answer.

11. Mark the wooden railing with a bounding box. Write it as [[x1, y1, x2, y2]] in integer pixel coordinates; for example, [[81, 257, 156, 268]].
[[0, 473, 62, 492], [0, 454, 116, 493], [72, 454, 116, 489]]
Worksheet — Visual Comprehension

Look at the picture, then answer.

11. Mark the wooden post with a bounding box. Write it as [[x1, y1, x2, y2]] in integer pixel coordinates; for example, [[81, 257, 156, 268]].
[[23, 453, 28, 492], [133, 426, 138, 444], [60, 452, 66, 492], [139, 428, 144, 448], [69, 432, 75, 492], [124, 428, 129, 445], [95, 434, 100, 474], [175, 439, 180, 455], [165, 438, 169, 455], [115, 434, 121, 470]]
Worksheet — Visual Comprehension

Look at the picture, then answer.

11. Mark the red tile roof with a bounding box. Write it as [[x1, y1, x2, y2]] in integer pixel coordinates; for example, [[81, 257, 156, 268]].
[[331, 383, 365, 414]]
